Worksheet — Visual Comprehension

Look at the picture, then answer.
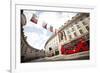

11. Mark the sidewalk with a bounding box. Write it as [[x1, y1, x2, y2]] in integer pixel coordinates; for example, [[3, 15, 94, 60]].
[[45, 51, 89, 60]]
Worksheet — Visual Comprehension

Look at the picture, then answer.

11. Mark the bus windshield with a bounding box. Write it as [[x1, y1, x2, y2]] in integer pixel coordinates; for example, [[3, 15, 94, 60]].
[[63, 40, 78, 50]]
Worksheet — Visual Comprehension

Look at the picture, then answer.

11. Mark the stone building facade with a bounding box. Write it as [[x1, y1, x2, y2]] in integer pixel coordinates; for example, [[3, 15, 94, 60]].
[[21, 10, 45, 62]]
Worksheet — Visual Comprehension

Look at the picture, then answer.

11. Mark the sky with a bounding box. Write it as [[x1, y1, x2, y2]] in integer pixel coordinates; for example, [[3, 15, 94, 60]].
[[23, 10, 77, 50]]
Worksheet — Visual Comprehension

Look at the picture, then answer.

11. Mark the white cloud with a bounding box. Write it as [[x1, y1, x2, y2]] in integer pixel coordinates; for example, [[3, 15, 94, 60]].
[[25, 31, 51, 49]]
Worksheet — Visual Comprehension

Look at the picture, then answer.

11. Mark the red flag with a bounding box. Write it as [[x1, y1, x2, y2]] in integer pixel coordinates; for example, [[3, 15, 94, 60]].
[[42, 22, 47, 29], [30, 14, 38, 24]]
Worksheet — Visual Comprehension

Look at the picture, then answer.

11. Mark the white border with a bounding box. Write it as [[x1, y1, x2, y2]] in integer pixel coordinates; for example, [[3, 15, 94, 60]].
[[11, 2, 96, 73]]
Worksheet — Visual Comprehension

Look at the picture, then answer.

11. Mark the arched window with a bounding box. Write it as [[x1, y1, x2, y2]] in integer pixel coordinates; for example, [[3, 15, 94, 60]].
[[49, 47, 52, 51]]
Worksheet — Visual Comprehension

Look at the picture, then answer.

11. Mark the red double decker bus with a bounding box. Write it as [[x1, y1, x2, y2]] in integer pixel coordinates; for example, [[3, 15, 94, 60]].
[[61, 34, 89, 55]]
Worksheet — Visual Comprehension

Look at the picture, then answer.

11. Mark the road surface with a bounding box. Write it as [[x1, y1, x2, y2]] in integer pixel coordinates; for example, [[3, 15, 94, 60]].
[[28, 51, 89, 62]]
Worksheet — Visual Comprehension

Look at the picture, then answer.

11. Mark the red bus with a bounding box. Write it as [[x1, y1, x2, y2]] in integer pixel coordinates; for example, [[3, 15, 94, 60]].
[[61, 36, 89, 55]]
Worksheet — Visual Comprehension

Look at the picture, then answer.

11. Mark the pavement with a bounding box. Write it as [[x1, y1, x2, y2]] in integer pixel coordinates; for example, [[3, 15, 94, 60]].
[[29, 51, 89, 62]]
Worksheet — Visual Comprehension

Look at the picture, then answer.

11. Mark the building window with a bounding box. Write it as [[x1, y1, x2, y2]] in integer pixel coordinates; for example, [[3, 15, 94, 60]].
[[59, 31, 66, 41], [79, 29, 84, 34], [82, 21, 87, 25], [74, 32, 77, 37], [30, 50, 33, 53], [72, 27, 75, 32], [24, 48, 27, 54], [86, 26, 89, 31], [86, 14, 89, 17], [49, 47, 52, 51], [63, 31, 67, 40], [77, 24, 81, 29], [75, 22, 77, 24], [67, 30, 70, 34], [60, 32, 63, 40], [80, 18, 83, 21], [69, 35, 72, 39], [58, 32, 63, 41], [35, 50, 38, 52], [55, 49, 59, 55]]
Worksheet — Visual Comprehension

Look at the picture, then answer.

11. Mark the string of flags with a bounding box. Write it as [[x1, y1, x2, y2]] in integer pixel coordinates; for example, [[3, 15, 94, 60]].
[[42, 22, 47, 29], [30, 13, 67, 41], [30, 13, 59, 34], [42, 23, 59, 34], [30, 13, 38, 24]]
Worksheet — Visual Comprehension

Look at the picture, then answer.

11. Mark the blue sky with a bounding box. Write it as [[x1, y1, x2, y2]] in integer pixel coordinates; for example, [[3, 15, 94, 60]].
[[23, 10, 76, 50]]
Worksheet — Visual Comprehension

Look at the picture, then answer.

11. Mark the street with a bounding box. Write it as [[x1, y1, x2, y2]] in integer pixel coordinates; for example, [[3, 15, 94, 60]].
[[29, 51, 89, 62]]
